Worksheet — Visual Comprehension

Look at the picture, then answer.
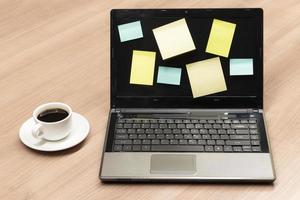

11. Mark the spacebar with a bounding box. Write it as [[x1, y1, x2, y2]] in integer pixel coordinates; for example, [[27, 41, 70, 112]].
[[151, 145, 204, 152]]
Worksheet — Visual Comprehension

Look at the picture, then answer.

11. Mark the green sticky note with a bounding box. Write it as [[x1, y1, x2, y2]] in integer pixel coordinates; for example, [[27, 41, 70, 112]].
[[157, 66, 182, 85], [230, 59, 254, 76], [206, 19, 236, 57], [118, 21, 143, 42]]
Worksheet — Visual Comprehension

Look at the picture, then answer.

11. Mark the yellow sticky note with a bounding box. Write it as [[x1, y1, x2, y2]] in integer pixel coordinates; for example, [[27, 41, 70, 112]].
[[186, 57, 227, 98], [130, 50, 156, 86], [153, 18, 196, 60], [206, 19, 236, 57]]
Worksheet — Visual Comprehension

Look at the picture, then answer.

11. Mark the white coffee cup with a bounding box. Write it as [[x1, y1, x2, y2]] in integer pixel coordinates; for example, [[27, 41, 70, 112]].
[[32, 102, 72, 141]]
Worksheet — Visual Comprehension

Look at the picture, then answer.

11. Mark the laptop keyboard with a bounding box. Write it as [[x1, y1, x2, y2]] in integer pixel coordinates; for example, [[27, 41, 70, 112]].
[[112, 118, 261, 152]]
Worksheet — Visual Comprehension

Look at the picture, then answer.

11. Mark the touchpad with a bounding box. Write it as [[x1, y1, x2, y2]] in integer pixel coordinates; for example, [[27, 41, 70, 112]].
[[150, 154, 196, 174]]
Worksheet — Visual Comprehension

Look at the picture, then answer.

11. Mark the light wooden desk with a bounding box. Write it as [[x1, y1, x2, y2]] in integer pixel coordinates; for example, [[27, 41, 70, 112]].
[[0, 0, 299, 199]]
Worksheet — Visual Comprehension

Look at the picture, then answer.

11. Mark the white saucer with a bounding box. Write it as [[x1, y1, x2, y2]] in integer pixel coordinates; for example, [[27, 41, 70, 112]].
[[19, 112, 90, 152]]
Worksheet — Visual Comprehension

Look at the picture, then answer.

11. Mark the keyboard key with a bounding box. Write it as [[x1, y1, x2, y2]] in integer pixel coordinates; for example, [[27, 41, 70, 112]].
[[170, 139, 178, 145], [116, 129, 126, 134], [207, 140, 216, 145], [136, 129, 145, 134], [249, 124, 257, 129], [216, 139, 225, 145], [156, 134, 165, 139], [188, 139, 197, 145], [147, 134, 155, 139], [242, 146, 252, 152], [182, 129, 190, 134], [195, 124, 203, 128], [192, 134, 201, 139], [151, 139, 160, 145], [113, 145, 122, 151], [199, 120, 207, 123], [121, 140, 132, 145], [163, 129, 172, 134], [208, 120, 215, 124], [134, 119, 142, 123], [184, 134, 193, 139], [230, 135, 250, 140], [233, 146, 242, 152], [199, 129, 208, 134], [177, 124, 185, 128], [132, 124, 140, 128], [142, 139, 150, 144], [226, 140, 250, 146], [205, 145, 214, 152], [211, 135, 220, 140], [183, 119, 191, 123], [166, 134, 174, 139], [128, 129, 136, 134], [191, 129, 199, 134], [151, 145, 204, 152], [209, 129, 217, 134], [159, 124, 168, 129], [231, 124, 248, 129], [220, 134, 229, 140], [227, 129, 235, 134], [222, 124, 231, 129], [161, 140, 169, 144], [251, 135, 259, 140], [115, 134, 128, 139], [133, 139, 141, 144], [224, 146, 233, 152], [218, 129, 226, 134], [204, 124, 212, 129], [168, 124, 176, 128], [236, 129, 249, 134], [151, 124, 159, 128], [179, 139, 188, 144], [124, 124, 132, 128], [252, 146, 261, 152], [251, 140, 260, 145], [167, 119, 174, 123], [198, 140, 206, 145], [202, 134, 210, 140], [118, 119, 125, 123], [132, 145, 141, 151], [123, 145, 132, 151], [142, 145, 150, 151], [154, 129, 163, 134], [116, 124, 123, 128], [138, 134, 146, 139], [174, 134, 183, 139], [191, 119, 199, 123], [172, 129, 181, 134], [129, 134, 137, 139], [125, 119, 133, 123], [186, 124, 194, 128], [214, 146, 223, 152], [141, 123, 150, 128], [250, 129, 258, 134], [175, 119, 182, 123], [159, 119, 166, 123], [249, 119, 257, 123]]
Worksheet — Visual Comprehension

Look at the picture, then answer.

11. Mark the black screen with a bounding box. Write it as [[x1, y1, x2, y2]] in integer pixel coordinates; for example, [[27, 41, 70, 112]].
[[111, 9, 263, 109]]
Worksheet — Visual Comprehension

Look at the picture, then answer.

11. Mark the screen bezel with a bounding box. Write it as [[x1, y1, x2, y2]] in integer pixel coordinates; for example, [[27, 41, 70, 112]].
[[110, 9, 263, 109]]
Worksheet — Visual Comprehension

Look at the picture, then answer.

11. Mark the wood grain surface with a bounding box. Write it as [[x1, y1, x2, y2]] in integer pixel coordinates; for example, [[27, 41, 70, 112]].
[[0, 0, 300, 199]]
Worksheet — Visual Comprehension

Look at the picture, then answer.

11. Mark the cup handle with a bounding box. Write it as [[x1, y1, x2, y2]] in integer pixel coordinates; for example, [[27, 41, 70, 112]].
[[32, 123, 43, 139]]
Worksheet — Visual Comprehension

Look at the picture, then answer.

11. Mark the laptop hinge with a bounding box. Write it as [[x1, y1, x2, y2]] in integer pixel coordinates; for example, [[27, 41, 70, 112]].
[[112, 108, 260, 113]]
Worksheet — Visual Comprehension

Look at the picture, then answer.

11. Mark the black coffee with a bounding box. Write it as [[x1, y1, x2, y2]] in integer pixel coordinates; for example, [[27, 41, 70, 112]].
[[37, 108, 69, 122]]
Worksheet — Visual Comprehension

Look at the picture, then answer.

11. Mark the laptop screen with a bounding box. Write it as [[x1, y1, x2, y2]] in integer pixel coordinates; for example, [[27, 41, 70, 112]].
[[110, 9, 263, 109]]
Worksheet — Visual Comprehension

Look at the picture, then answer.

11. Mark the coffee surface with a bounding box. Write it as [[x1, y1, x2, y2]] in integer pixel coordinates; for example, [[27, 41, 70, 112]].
[[37, 108, 69, 122]]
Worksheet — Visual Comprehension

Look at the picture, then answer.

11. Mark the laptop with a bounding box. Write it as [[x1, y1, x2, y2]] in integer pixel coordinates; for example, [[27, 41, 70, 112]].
[[100, 8, 276, 182]]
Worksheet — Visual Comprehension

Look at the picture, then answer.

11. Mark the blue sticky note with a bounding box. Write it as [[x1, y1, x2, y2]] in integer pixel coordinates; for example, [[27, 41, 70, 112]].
[[157, 66, 182, 85], [117, 21, 143, 42], [230, 59, 254, 76]]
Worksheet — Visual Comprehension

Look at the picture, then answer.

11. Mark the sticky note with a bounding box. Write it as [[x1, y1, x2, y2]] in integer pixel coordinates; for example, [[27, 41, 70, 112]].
[[186, 57, 227, 98], [230, 59, 254, 76], [130, 50, 156, 86], [117, 21, 143, 42], [206, 19, 236, 57], [153, 18, 196, 60], [157, 66, 182, 85]]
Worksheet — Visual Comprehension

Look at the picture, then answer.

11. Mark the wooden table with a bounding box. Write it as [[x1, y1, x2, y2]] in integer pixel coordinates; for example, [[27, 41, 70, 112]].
[[1, 0, 299, 199]]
